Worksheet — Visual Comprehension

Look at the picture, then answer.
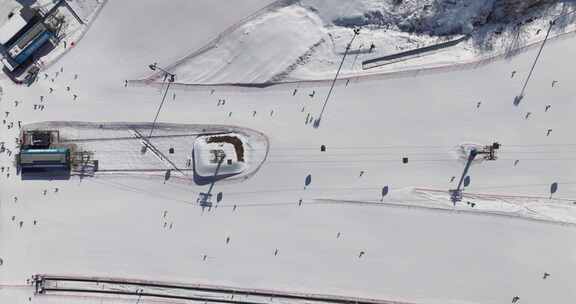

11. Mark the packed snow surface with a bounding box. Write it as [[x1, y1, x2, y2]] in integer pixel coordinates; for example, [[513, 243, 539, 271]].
[[149, 0, 576, 84], [1, 1, 576, 304]]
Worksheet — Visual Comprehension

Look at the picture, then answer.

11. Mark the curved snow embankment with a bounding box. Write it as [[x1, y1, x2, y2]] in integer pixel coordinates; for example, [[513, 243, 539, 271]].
[[165, 5, 326, 84], [318, 187, 576, 226], [133, 0, 576, 87], [414, 187, 576, 225], [22, 121, 269, 184]]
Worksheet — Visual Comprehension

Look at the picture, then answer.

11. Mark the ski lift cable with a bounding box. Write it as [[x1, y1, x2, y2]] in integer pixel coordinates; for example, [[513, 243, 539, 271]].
[[64, 141, 576, 151], [88, 176, 576, 205]]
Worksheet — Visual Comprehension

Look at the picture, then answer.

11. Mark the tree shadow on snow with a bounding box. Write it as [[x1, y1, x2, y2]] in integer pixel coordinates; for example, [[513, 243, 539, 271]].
[[469, 1, 576, 60]]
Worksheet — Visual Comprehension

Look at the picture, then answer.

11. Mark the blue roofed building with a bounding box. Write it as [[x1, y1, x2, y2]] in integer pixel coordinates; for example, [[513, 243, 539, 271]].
[[0, 1, 55, 78]]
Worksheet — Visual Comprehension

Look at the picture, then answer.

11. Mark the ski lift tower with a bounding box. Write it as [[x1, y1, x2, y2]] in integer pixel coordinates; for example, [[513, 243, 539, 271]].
[[197, 154, 226, 210], [478, 142, 500, 161], [449, 142, 500, 204]]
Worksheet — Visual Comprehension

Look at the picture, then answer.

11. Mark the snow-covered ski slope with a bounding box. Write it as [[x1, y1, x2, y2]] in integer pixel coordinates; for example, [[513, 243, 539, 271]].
[[1, 1, 576, 304], [138, 0, 576, 85]]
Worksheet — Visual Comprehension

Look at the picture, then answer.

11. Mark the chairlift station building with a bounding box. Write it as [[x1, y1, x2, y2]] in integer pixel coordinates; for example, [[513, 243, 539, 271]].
[[17, 130, 71, 172], [0, 1, 55, 74]]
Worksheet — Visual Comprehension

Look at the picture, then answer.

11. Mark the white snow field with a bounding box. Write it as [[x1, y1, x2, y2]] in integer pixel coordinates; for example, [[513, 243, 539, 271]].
[[139, 0, 576, 85], [1, 1, 576, 304]]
